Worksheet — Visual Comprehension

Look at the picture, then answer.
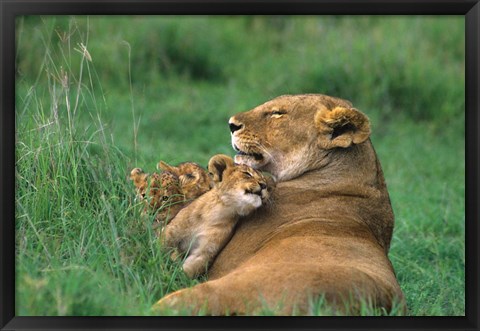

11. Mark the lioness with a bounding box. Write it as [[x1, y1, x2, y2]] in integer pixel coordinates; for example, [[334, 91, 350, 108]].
[[153, 94, 406, 315], [163, 154, 275, 279]]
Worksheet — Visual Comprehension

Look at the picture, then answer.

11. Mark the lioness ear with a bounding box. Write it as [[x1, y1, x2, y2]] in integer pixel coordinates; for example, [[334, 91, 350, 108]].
[[208, 154, 235, 182], [315, 106, 371, 149]]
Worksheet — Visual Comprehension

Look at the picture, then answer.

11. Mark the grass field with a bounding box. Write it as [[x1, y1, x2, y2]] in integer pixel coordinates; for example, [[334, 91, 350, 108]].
[[14, 15, 465, 316]]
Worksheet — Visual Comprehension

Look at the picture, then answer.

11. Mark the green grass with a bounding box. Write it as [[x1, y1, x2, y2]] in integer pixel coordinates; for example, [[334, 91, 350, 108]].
[[374, 119, 465, 316], [15, 15, 465, 316]]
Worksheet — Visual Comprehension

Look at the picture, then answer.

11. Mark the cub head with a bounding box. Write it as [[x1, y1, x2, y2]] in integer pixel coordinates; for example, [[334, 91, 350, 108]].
[[130, 168, 185, 223], [208, 154, 276, 216], [157, 161, 214, 200], [130, 167, 150, 198], [228, 94, 371, 181]]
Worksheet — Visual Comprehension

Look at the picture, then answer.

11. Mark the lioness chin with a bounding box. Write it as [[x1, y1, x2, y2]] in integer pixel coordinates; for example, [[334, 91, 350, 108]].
[[153, 94, 406, 315]]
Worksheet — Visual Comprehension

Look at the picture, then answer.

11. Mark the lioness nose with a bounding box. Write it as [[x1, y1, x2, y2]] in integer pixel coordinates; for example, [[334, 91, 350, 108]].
[[229, 118, 243, 133]]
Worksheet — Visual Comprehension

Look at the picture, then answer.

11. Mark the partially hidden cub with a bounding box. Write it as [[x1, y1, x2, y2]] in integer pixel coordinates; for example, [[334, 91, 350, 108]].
[[129, 161, 213, 227], [163, 154, 276, 279], [157, 160, 214, 201]]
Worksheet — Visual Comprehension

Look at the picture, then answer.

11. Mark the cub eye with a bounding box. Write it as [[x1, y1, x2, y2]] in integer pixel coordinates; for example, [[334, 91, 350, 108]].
[[162, 196, 169, 201], [243, 171, 253, 178]]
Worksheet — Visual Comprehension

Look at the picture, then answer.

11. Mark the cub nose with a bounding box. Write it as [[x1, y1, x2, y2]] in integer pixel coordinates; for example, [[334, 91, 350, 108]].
[[229, 118, 243, 133], [260, 182, 267, 190]]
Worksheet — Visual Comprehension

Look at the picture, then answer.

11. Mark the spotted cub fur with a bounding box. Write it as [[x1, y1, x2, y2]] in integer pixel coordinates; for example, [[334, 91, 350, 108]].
[[157, 161, 213, 200], [130, 161, 213, 226], [130, 168, 184, 225]]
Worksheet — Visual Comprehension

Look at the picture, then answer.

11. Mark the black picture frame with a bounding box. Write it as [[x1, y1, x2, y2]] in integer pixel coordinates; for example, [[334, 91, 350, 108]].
[[1, 1, 478, 330]]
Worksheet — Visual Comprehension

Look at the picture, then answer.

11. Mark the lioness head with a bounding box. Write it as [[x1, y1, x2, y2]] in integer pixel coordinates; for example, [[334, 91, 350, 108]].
[[208, 154, 275, 216], [229, 94, 371, 181]]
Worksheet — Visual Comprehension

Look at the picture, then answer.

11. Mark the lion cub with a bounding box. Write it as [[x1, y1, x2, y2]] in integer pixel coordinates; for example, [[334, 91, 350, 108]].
[[157, 160, 214, 201], [130, 161, 213, 226], [163, 154, 275, 279]]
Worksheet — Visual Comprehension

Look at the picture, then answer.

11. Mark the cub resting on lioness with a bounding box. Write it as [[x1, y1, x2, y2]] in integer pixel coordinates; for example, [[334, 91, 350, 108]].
[[153, 94, 406, 315], [163, 154, 275, 279]]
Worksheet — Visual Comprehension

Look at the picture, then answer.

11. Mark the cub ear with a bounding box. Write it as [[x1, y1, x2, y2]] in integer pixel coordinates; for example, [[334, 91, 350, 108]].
[[130, 167, 145, 180], [157, 161, 179, 176], [314, 106, 371, 149], [208, 154, 235, 182], [129, 168, 148, 187]]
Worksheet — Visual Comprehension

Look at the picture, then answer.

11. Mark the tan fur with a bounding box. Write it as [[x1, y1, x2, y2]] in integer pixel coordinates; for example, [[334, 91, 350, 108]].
[[162, 154, 275, 279], [153, 94, 406, 315]]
